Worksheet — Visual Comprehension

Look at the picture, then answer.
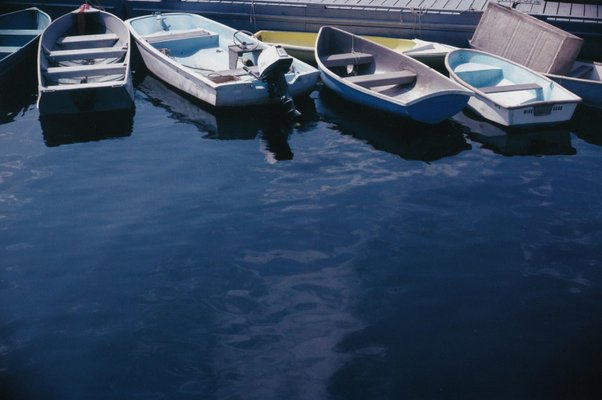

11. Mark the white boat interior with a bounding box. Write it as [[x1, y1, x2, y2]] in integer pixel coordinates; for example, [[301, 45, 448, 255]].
[[129, 14, 295, 86], [39, 7, 130, 88]]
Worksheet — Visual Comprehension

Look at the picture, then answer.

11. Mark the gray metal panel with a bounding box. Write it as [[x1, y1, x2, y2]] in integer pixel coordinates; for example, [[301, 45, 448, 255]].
[[470, 2, 583, 74]]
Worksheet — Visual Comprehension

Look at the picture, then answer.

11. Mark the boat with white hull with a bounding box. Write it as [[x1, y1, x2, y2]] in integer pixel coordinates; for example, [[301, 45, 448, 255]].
[[445, 49, 581, 127], [126, 13, 319, 116]]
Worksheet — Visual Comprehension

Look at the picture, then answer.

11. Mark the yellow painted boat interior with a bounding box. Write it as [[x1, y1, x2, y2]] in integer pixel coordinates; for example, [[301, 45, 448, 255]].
[[254, 30, 418, 52]]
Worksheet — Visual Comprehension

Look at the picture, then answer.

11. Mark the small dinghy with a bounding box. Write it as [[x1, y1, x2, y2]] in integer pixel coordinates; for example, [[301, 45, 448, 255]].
[[126, 13, 319, 118], [545, 62, 601, 109], [445, 49, 581, 127], [315, 26, 472, 124], [37, 4, 134, 116], [0, 7, 51, 80]]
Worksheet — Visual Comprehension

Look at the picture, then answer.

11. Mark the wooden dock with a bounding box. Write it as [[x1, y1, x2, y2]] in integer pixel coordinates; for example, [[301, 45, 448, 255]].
[[1, 0, 600, 58]]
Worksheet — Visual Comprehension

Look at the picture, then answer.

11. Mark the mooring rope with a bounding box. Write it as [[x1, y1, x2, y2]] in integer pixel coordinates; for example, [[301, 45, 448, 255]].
[[250, 0, 257, 31]]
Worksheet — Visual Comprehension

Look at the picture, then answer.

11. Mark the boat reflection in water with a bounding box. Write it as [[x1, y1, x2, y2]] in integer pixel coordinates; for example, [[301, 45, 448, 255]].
[[137, 73, 319, 163], [40, 109, 134, 147], [316, 89, 471, 162], [0, 71, 37, 125], [569, 105, 602, 147], [451, 110, 575, 156]]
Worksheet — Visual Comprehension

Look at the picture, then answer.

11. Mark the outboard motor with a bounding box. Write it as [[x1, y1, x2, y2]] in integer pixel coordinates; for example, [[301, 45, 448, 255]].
[[257, 45, 301, 119]]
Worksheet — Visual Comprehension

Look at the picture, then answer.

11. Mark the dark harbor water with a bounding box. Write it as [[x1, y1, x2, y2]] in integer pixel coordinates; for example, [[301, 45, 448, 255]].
[[2, 70, 602, 400]]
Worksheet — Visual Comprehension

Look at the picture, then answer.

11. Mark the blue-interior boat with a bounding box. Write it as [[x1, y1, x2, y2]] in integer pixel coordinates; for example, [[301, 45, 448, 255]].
[[545, 61, 602, 110], [446, 49, 581, 127], [126, 12, 319, 117], [0, 7, 51, 80], [315, 26, 472, 125]]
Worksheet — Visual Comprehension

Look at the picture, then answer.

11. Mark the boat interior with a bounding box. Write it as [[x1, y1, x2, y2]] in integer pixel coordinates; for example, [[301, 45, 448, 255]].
[[317, 28, 429, 99], [445, 51, 583, 105], [0, 10, 46, 59], [131, 14, 299, 84], [566, 61, 600, 81], [454, 63, 546, 104], [40, 9, 128, 87]]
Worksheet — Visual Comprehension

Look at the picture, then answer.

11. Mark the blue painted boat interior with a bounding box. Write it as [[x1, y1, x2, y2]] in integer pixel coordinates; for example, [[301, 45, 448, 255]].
[[0, 9, 48, 59], [447, 50, 563, 103], [132, 14, 272, 75]]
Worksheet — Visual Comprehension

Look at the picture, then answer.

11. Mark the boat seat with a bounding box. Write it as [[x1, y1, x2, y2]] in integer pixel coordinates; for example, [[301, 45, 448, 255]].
[[45, 63, 127, 79], [479, 83, 542, 94], [228, 44, 262, 69], [321, 52, 373, 68], [567, 65, 593, 78], [0, 46, 21, 54], [144, 28, 212, 44], [345, 70, 417, 87], [455, 65, 503, 87], [56, 33, 119, 50], [0, 29, 43, 36], [46, 46, 127, 61]]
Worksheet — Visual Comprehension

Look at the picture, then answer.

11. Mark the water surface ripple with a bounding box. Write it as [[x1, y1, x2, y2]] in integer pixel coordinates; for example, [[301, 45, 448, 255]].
[[1, 72, 602, 400]]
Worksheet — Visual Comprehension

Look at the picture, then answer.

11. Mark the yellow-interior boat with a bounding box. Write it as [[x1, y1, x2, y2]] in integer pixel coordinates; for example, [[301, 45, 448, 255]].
[[253, 30, 456, 69]]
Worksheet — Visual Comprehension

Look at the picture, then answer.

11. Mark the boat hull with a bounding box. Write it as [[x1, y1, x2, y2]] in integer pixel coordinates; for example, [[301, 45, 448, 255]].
[[0, 8, 51, 80], [135, 42, 317, 107], [127, 14, 319, 109], [38, 81, 134, 115], [320, 71, 470, 124], [37, 6, 134, 116], [464, 94, 578, 127], [446, 49, 581, 127], [546, 62, 602, 109], [254, 30, 454, 69], [316, 26, 471, 124]]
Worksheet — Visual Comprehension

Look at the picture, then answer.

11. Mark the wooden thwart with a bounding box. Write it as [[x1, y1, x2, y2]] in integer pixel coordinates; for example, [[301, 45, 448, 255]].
[[345, 70, 417, 87], [144, 29, 212, 43], [0, 29, 43, 36], [479, 82, 542, 94], [0, 46, 21, 53], [45, 63, 126, 79], [47, 47, 127, 61], [321, 52, 373, 67], [57, 33, 119, 49]]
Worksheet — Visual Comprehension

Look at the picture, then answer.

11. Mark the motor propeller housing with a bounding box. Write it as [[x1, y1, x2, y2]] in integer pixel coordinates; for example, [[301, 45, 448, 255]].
[[257, 46, 300, 119]]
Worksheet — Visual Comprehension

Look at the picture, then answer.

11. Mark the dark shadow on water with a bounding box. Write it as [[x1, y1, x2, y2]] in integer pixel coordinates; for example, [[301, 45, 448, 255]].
[[451, 109, 576, 156], [569, 105, 602, 147], [315, 87, 471, 162], [0, 66, 37, 125], [40, 109, 135, 147], [0, 318, 31, 400], [136, 73, 320, 162]]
